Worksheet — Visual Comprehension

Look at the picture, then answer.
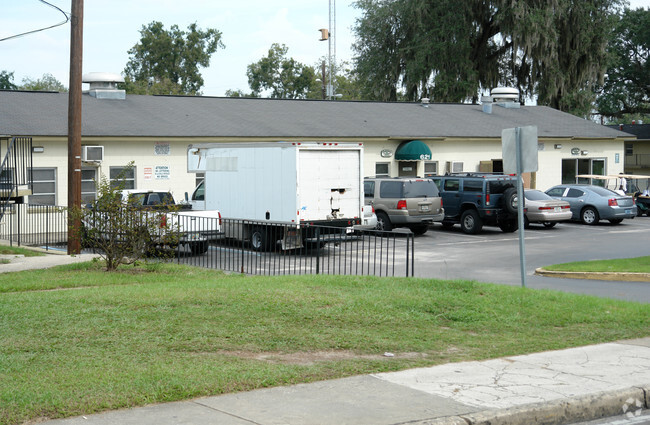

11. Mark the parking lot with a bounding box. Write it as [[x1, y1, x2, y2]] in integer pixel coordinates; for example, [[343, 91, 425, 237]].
[[414, 217, 650, 303]]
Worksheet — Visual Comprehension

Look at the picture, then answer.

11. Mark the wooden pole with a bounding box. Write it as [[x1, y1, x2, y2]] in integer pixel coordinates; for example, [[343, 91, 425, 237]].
[[67, 0, 83, 255]]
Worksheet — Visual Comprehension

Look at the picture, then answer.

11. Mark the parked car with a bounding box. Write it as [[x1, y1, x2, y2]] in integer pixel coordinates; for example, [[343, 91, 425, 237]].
[[429, 173, 521, 234], [523, 190, 572, 228], [363, 177, 444, 235], [545, 184, 637, 225]]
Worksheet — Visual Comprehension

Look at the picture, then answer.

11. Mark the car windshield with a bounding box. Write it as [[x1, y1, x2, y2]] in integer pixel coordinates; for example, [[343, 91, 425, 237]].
[[403, 180, 439, 198], [525, 190, 553, 201]]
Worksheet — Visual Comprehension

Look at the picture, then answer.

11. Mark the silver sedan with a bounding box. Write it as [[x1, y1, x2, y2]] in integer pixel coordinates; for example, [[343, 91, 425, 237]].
[[523, 190, 572, 228], [545, 184, 637, 225]]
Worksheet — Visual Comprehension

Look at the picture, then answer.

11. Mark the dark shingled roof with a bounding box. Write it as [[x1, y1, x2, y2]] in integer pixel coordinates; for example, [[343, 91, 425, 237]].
[[0, 90, 631, 139], [606, 124, 650, 140]]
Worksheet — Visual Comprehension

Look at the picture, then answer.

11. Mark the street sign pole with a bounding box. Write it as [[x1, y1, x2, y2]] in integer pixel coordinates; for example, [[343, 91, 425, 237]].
[[515, 127, 527, 288]]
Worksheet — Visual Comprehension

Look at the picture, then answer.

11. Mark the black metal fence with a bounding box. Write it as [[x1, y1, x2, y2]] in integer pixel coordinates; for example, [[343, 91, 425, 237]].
[[0, 205, 415, 277], [0, 203, 68, 250], [177, 218, 414, 277]]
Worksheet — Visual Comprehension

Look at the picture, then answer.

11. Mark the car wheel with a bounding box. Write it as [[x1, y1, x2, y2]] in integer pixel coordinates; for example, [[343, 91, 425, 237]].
[[499, 220, 518, 233], [542, 222, 557, 228], [609, 219, 623, 225], [410, 224, 428, 235], [580, 207, 600, 225], [375, 212, 393, 231], [503, 187, 519, 214], [460, 210, 483, 234]]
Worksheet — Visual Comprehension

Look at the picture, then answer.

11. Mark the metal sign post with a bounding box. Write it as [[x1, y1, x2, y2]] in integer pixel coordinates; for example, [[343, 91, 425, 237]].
[[502, 126, 538, 288]]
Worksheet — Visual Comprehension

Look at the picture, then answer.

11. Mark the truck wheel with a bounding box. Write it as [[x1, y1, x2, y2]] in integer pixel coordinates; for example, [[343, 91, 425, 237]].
[[499, 220, 518, 233], [460, 210, 483, 234], [375, 212, 393, 231], [190, 241, 208, 255], [580, 207, 599, 225], [503, 187, 519, 214], [251, 227, 269, 251]]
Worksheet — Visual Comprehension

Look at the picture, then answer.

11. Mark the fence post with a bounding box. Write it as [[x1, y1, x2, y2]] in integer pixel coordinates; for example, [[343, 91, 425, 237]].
[[315, 226, 321, 275]]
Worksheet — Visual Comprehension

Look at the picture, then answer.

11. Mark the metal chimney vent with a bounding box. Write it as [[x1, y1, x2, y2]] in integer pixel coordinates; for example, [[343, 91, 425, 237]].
[[83, 72, 126, 100]]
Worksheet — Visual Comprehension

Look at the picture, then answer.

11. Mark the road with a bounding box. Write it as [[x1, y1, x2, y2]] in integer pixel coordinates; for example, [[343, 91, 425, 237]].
[[414, 217, 650, 303]]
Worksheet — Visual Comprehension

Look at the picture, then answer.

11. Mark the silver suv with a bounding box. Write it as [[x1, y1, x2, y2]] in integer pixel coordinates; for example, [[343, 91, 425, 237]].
[[364, 177, 444, 235]]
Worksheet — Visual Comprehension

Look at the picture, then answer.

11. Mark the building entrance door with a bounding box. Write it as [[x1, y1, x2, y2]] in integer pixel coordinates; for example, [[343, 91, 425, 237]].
[[398, 161, 417, 177]]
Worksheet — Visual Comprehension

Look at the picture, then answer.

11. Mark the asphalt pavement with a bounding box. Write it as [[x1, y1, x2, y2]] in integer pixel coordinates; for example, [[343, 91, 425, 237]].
[[2, 252, 649, 425]]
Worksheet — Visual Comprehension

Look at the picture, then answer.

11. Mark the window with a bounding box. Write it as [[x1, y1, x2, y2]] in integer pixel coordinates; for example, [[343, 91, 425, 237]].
[[546, 187, 566, 197], [28, 168, 56, 205], [110, 166, 135, 189], [562, 158, 606, 185], [195, 172, 204, 187], [463, 180, 483, 192], [81, 168, 97, 204], [424, 161, 438, 177], [566, 188, 584, 198], [375, 162, 390, 177], [625, 143, 633, 156], [443, 179, 460, 191], [379, 181, 403, 198], [364, 181, 375, 198]]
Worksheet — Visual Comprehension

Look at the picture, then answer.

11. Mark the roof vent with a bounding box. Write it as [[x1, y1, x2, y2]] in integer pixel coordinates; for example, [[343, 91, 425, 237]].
[[83, 72, 126, 100], [490, 87, 520, 109], [421, 97, 430, 107]]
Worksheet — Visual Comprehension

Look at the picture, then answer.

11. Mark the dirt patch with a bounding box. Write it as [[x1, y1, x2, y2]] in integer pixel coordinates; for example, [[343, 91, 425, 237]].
[[205, 350, 430, 366]]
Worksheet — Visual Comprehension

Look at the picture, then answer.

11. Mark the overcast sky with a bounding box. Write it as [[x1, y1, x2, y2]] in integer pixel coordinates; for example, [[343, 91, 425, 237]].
[[2, 0, 648, 97]]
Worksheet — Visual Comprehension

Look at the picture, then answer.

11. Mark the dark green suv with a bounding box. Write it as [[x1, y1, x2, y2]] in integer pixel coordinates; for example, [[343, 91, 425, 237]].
[[429, 173, 521, 234]]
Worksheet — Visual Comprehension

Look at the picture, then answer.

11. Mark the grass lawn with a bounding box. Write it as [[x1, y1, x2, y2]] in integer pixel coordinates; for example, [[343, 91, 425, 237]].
[[1, 260, 649, 425], [545, 256, 650, 273], [0, 246, 44, 257]]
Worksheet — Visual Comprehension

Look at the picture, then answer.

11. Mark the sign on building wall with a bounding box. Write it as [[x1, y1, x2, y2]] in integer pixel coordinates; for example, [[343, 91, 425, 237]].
[[155, 165, 170, 179], [144, 167, 153, 180]]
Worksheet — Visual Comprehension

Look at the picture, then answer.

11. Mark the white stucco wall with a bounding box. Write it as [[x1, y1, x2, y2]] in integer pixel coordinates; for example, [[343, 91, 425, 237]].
[[29, 136, 626, 206]]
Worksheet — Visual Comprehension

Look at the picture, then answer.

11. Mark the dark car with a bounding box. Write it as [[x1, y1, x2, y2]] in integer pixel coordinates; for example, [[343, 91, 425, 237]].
[[430, 173, 521, 234], [545, 184, 637, 225]]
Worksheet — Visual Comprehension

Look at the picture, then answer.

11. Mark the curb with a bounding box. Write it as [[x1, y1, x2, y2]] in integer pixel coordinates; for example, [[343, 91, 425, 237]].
[[412, 385, 649, 425], [535, 268, 650, 282]]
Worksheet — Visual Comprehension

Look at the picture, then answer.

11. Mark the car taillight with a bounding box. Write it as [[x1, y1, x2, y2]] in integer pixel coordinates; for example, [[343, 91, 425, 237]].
[[539, 206, 552, 210], [486, 193, 490, 205], [218, 211, 222, 226], [562, 205, 570, 209], [397, 200, 407, 210], [371, 205, 376, 213], [608, 198, 618, 207]]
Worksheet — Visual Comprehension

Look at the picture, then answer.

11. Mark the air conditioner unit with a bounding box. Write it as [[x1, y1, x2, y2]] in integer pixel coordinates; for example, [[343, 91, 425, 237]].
[[446, 161, 464, 173], [82, 146, 104, 162]]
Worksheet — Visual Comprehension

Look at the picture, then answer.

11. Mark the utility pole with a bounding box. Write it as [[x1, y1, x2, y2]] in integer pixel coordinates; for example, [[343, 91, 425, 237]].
[[67, 0, 83, 255]]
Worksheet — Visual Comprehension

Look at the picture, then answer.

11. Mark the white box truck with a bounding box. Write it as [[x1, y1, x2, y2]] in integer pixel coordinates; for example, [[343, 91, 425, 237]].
[[187, 142, 366, 251]]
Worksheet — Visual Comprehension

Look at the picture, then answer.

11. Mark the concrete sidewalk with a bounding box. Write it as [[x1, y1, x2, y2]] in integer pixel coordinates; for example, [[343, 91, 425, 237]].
[[42, 338, 650, 425]]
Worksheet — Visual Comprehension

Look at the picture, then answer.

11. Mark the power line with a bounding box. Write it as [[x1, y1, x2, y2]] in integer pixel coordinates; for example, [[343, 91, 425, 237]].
[[0, 0, 70, 42]]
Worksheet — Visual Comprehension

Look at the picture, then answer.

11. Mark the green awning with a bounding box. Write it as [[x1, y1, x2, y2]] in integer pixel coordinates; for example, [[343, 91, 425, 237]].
[[395, 140, 432, 161]]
